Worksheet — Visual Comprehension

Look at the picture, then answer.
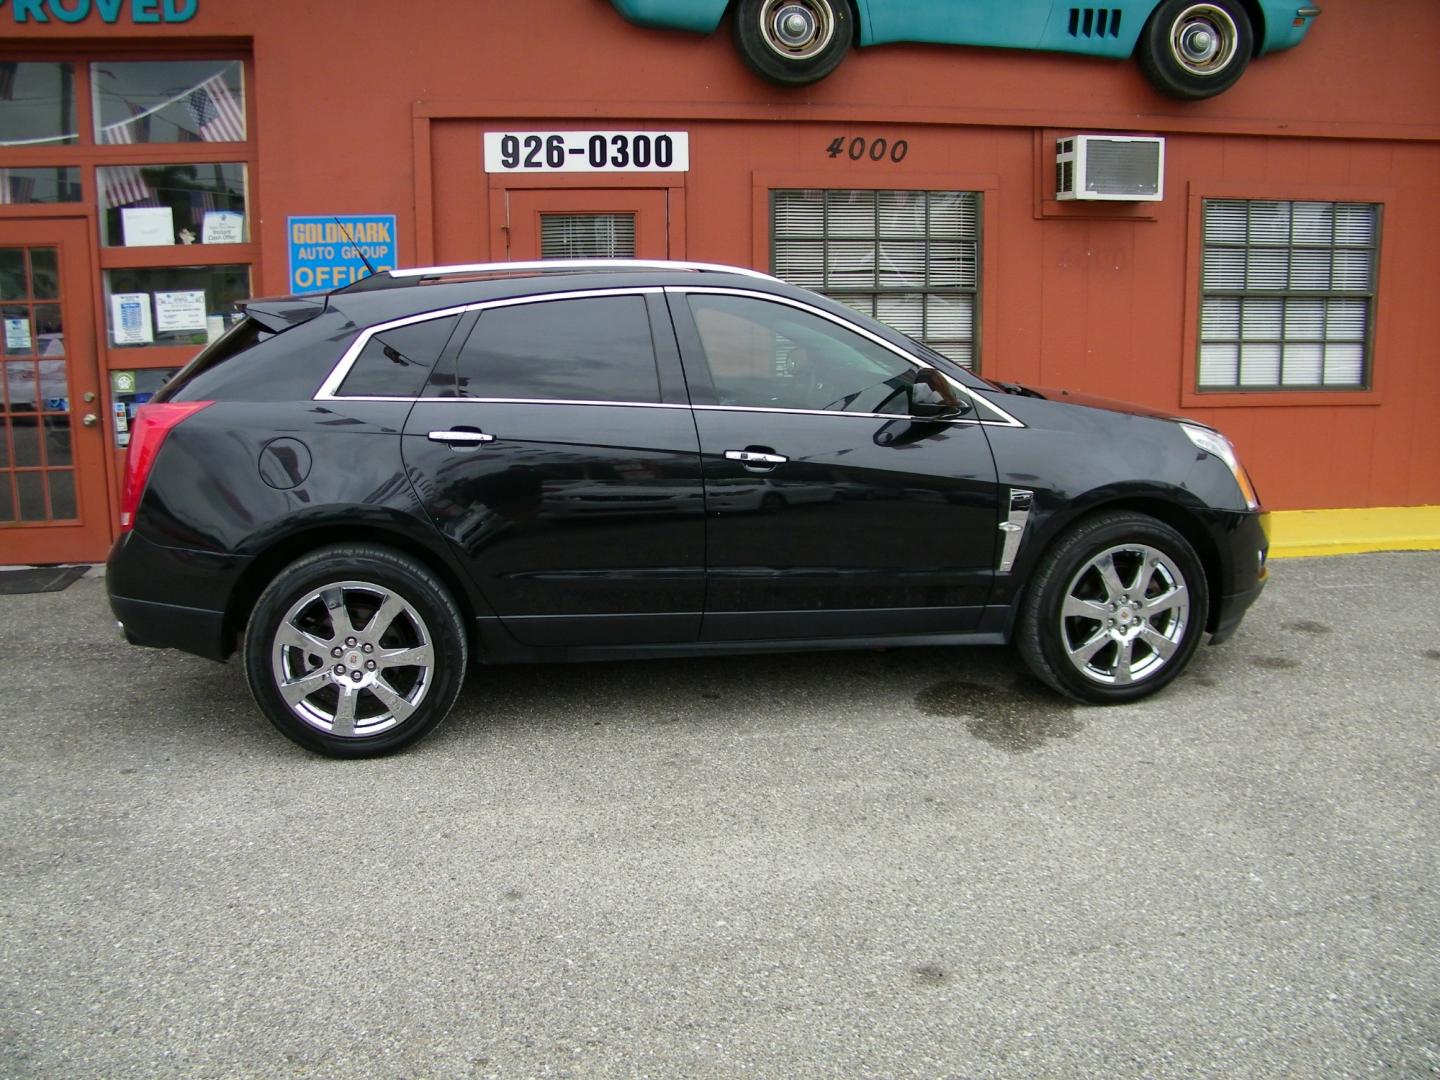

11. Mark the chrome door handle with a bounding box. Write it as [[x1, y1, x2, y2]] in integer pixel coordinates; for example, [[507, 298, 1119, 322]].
[[724, 450, 787, 465], [427, 429, 495, 444]]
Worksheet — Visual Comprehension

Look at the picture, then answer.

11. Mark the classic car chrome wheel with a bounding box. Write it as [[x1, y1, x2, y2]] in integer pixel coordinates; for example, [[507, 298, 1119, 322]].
[[1138, 0, 1252, 100], [759, 0, 835, 61], [1018, 512, 1210, 703], [1167, 4, 1239, 76], [245, 545, 466, 757], [733, 0, 852, 85]]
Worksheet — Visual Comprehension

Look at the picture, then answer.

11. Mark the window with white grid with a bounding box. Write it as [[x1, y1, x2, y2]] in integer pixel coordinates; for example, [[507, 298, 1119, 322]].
[[771, 190, 981, 369], [1199, 199, 1379, 390]]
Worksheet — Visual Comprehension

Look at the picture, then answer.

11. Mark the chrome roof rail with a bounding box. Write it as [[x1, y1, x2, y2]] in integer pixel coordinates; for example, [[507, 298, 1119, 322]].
[[387, 259, 778, 282]]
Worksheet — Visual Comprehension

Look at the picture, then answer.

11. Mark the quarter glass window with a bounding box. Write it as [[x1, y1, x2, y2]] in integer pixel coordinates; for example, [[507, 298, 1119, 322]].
[[340, 315, 460, 398]]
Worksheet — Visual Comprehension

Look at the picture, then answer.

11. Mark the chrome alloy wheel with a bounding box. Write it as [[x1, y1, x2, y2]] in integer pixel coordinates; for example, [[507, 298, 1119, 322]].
[[269, 580, 435, 738], [1058, 543, 1191, 687], [759, 0, 835, 60], [1168, 3, 1240, 76]]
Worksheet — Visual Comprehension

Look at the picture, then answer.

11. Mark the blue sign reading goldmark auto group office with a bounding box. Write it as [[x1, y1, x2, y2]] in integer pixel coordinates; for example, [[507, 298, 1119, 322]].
[[288, 215, 397, 295], [1, 0, 197, 22]]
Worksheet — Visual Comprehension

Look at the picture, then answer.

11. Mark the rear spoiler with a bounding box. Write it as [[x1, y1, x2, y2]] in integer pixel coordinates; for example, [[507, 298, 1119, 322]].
[[239, 295, 326, 333]]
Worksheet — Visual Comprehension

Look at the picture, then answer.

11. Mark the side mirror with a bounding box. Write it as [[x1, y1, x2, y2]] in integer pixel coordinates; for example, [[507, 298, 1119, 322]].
[[907, 370, 973, 420]]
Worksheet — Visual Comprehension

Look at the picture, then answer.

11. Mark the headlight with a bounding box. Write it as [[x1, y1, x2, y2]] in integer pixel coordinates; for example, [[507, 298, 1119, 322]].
[[1181, 423, 1260, 511]]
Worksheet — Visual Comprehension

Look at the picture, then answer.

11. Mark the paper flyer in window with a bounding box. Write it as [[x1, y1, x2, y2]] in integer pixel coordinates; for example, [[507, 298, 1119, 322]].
[[110, 293, 155, 345], [154, 290, 209, 333], [201, 210, 244, 245], [121, 206, 176, 247], [4, 317, 31, 351]]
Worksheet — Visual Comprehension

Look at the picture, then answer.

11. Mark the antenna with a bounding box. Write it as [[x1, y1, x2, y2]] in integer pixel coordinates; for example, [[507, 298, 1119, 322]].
[[333, 217, 378, 279]]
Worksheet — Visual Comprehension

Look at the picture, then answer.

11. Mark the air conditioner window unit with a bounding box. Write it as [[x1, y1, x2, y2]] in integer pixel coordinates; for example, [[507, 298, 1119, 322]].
[[1056, 135, 1165, 202]]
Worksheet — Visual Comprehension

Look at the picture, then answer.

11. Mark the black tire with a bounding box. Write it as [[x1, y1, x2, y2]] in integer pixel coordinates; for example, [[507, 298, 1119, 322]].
[[1017, 512, 1209, 704], [243, 544, 467, 758], [1137, 0, 1253, 100], [732, 0, 853, 86]]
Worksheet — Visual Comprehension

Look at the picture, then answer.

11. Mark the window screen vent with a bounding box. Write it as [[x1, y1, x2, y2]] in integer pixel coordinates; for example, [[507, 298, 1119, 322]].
[[539, 213, 636, 259]]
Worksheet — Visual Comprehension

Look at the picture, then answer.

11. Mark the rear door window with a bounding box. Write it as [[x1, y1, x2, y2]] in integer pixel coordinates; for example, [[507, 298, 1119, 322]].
[[439, 295, 661, 403]]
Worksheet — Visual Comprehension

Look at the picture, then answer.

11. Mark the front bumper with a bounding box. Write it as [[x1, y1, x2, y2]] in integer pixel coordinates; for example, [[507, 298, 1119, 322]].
[[1208, 511, 1269, 645]]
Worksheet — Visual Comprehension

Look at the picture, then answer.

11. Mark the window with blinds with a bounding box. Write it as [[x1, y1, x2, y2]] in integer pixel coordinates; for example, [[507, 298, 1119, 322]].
[[539, 213, 636, 259], [771, 190, 981, 368], [1199, 199, 1379, 390]]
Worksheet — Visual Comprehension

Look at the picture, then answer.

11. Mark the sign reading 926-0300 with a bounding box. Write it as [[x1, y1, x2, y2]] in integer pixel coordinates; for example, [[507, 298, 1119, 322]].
[[483, 131, 689, 174]]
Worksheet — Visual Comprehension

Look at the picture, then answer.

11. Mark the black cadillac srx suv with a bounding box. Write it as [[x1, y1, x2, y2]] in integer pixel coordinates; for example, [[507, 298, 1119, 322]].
[[108, 260, 1268, 757]]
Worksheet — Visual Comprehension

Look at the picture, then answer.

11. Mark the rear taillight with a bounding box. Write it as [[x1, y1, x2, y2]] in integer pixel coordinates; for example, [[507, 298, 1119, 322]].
[[120, 401, 213, 532]]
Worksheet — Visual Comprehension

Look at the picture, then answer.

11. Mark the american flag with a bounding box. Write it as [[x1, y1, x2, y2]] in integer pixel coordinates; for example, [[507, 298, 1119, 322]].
[[186, 73, 245, 142], [0, 170, 38, 205], [96, 120, 156, 209]]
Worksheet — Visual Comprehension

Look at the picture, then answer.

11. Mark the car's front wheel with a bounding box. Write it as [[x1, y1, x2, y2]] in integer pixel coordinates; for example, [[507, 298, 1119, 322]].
[[1137, 0, 1253, 100], [243, 544, 467, 757], [732, 0, 853, 86], [1018, 512, 1210, 703]]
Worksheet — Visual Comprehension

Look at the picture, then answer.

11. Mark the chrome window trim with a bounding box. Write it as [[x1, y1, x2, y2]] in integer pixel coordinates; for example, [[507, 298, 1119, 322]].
[[314, 287, 665, 402], [691, 403, 983, 426], [413, 397, 687, 410], [312, 280, 1025, 429], [389, 259, 778, 282], [669, 286, 1024, 428]]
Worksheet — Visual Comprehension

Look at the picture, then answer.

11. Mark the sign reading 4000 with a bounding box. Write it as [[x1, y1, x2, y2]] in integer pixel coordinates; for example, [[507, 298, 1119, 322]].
[[484, 131, 689, 174]]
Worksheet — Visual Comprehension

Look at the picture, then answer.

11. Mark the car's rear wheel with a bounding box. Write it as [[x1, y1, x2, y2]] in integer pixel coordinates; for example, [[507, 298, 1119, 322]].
[[1018, 512, 1209, 703], [243, 544, 467, 757], [1137, 0, 1253, 100], [733, 0, 853, 85]]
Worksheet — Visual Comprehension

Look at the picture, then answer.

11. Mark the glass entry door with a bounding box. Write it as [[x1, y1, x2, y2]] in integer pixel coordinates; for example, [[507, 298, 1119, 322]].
[[1, 218, 111, 564]]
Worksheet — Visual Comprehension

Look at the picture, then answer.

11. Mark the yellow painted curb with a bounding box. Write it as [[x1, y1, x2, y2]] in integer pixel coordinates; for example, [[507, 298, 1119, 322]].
[[1267, 505, 1440, 559]]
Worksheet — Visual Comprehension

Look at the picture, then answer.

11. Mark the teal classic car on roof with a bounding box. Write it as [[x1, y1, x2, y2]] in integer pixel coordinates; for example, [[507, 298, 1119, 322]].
[[609, 0, 1322, 99]]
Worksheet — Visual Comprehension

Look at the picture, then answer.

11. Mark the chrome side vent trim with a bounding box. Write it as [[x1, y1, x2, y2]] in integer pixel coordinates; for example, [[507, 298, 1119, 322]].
[[997, 488, 1034, 573], [1067, 7, 1122, 37]]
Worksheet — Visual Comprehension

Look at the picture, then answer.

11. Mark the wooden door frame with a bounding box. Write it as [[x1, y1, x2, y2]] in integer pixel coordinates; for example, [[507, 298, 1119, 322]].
[[1, 215, 112, 563], [488, 173, 685, 263], [497, 186, 674, 261]]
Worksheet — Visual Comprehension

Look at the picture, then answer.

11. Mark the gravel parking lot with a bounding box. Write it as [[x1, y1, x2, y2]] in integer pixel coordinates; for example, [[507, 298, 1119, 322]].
[[2, 552, 1438, 1079]]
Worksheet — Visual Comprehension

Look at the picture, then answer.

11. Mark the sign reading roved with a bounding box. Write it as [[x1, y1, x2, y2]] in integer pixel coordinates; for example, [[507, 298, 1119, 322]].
[[1, 0, 197, 22]]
